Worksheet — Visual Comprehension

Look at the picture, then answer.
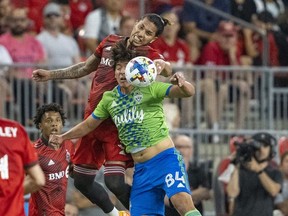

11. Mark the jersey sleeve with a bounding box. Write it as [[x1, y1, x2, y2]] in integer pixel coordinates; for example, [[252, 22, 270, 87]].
[[19, 125, 38, 169], [94, 35, 111, 57], [147, 47, 165, 61], [150, 82, 173, 99], [92, 92, 110, 119]]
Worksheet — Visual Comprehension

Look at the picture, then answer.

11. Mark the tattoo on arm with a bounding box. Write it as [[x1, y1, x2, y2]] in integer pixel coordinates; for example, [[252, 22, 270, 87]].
[[50, 54, 100, 79]]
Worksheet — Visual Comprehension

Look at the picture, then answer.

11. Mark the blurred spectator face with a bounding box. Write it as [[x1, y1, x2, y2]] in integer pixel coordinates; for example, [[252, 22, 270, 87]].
[[43, 3, 62, 30], [65, 203, 79, 216], [9, 8, 29, 36], [254, 142, 271, 161], [216, 21, 237, 52], [0, 0, 11, 18], [174, 135, 193, 162], [104, 0, 125, 13], [162, 11, 180, 38], [119, 16, 136, 37]]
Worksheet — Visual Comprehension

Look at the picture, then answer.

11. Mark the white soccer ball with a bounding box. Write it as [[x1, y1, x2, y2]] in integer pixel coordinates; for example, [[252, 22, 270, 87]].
[[125, 56, 157, 87]]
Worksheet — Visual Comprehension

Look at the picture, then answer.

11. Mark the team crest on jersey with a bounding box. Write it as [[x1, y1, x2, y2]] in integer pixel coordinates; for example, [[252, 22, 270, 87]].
[[66, 149, 71, 162], [133, 91, 143, 103]]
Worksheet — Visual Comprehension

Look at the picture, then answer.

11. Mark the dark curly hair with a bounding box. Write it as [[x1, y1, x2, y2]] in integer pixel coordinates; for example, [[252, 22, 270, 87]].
[[33, 103, 66, 129], [112, 40, 140, 69]]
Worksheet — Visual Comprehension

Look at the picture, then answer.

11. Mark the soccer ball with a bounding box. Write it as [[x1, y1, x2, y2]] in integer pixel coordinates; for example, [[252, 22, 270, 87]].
[[125, 56, 157, 87]]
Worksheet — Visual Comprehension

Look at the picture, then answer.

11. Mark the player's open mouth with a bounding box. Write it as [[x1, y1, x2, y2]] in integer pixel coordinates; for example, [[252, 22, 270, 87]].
[[133, 35, 141, 43], [51, 129, 58, 133]]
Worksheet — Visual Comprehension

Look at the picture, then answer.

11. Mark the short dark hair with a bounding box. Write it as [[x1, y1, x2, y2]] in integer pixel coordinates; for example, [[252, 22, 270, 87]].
[[111, 40, 140, 69], [33, 103, 66, 129], [141, 13, 171, 36]]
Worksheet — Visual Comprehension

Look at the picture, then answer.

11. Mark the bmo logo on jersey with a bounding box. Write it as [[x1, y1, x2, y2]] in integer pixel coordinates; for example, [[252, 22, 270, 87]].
[[48, 166, 69, 180], [100, 57, 114, 67]]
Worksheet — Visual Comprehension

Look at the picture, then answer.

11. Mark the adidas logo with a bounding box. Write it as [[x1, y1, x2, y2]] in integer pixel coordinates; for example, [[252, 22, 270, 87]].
[[177, 183, 185, 188], [105, 46, 112, 51], [48, 159, 55, 166]]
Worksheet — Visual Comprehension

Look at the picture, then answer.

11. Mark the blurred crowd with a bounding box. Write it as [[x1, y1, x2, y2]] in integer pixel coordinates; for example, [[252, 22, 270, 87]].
[[0, 0, 288, 130]]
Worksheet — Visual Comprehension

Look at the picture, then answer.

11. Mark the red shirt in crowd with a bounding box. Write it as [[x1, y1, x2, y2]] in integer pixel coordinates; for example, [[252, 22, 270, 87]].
[[151, 36, 190, 65]]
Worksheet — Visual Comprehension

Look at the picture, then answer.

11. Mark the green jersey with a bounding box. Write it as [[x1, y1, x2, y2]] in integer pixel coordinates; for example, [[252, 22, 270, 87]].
[[92, 82, 173, 153]]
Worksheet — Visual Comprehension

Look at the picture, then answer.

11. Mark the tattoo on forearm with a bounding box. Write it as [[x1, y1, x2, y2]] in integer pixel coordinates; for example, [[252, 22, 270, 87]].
[[51, 62, 87, 79]]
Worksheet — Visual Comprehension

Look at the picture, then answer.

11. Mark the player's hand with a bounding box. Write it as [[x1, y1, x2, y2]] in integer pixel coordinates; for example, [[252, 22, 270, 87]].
[[170, 72, 186, 87], [32, 69, 51, 82], [153, 59, 165, 74], [49, 134, 63, 148]]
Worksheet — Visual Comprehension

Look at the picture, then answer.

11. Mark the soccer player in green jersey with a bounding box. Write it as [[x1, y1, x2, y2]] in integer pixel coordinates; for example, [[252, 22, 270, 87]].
[[50, 41, 201, 216]]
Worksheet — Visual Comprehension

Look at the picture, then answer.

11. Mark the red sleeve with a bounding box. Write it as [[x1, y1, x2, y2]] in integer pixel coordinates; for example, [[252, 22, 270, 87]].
[[94, 35, 111, 57], [19, 125, 38, 168], [147, 47, 165, 61]]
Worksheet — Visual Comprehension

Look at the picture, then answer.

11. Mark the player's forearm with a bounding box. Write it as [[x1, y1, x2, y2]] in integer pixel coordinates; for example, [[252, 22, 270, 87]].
[[50, 62, 89, 79], [179, 81, 195, 97], [62, 118, 98, 141], [258, 171, 281, 197], [24, 165, 45, 194]]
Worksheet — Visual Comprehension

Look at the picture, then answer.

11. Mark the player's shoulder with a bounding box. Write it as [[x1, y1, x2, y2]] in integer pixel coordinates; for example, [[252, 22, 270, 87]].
[[0, 118, 25, 131], [106, 34, 125, 43]]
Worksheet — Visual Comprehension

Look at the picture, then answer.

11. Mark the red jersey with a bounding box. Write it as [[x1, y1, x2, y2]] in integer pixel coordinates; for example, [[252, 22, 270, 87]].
[[151, 36, 191, 64], [29, 138, 74, 216], [86, 34, 164, 116], [198, 41, 240, 66], [0, 118, 38, 216]]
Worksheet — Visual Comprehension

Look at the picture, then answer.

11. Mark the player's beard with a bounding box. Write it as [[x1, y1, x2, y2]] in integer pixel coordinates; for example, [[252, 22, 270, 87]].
[[10, 26, 27, 36]]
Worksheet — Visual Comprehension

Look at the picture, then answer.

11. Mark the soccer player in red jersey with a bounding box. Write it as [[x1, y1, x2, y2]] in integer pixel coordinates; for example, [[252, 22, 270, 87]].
[[28, 103, 75, 216], [32, 13, 172, 215], [0, 118, 45, 216]]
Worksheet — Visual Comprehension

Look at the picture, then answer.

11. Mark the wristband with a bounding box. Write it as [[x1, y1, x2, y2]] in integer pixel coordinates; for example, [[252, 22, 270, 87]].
[[257, 170, 264, 175]]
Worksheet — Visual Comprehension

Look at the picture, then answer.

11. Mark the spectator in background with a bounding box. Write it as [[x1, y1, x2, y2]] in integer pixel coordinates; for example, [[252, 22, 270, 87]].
[[37, 2, 87, 118], [254, 0, 285, 19], [28, 103, 75, 215], [197, 21, 251, 136], [0, 0, 12, 35], [275, 151, 288, 216], [0, 117, 45, 216], [65, 202, 79, 216], [118, 15, 136, 37], [180, 0, 230, 44], [226, 132, 282, 216], [151, 10, 191, 66], [0, 44, 12, 117], [83, 0, 125, 53], [151, 10, 194, 128], [68, 0, 94, 35], [231, 0, 257, 23], [0, 7, 46, 125], [165, 134, 211, 215]]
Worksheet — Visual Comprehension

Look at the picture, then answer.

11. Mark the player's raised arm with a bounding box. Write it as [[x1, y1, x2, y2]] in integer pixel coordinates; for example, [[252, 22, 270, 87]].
[[49, 116, 103, 144], [154, 59, 172, 77], [168, 72, 195, 98], [32, 54, 100, 82]]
